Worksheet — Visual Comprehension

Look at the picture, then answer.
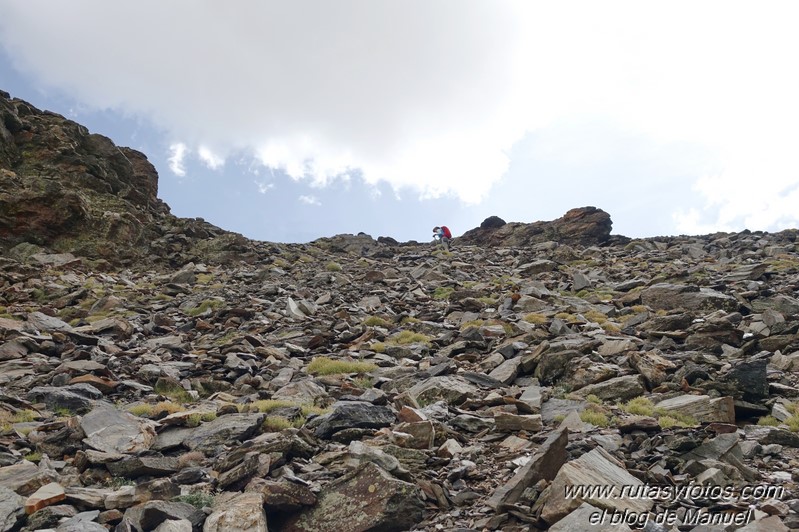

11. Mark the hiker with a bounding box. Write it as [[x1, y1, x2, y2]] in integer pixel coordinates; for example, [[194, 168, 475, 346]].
[[432, 226, 452, 251]]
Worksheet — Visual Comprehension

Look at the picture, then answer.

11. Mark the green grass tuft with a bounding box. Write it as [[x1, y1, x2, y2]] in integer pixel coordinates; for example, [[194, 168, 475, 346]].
[[580, 410, 609, 427], [386, 330, 432, 346], [757, 416, 780, 427], [307, 356, 377, 375], [432, 286, 455, 300], [363, 316, 392, 328], [622, 397, 654, 416]]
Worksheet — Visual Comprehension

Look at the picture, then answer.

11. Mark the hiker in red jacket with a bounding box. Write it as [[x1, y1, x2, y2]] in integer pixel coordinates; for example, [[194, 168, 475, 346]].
[[432, 226, 452, 251]]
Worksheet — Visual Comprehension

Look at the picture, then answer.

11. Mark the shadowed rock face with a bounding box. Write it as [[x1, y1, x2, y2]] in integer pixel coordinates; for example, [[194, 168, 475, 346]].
[[459, 207, 614, 248]]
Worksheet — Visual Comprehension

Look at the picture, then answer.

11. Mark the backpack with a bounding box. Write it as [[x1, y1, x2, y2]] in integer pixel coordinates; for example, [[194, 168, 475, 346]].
[[441, 226, 452, 239]]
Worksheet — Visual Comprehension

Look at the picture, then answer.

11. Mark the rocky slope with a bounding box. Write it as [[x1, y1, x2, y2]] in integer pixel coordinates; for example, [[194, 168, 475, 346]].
[[1, 91, 799, 531]]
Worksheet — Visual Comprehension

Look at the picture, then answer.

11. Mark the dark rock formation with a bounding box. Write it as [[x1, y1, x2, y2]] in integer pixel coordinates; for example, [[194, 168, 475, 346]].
[[459, 206, 613, 248]]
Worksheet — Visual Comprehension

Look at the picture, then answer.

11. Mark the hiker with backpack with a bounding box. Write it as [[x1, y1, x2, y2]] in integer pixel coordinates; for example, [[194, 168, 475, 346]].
[[432, 226, 452, 251]]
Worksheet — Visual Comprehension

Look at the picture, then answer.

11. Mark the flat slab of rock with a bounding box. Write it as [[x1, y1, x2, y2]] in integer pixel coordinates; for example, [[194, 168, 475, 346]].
[[641, 283, 738, 312], [27, 311, 73, 332], [81, 402, 157, 454], [313, 401, 395, 439], [572, 375, 645, 402], [182, 413, 266, 453], [27, 383, 102, 414], [204, 492, 267, 532], [655, 395, 735, 424], [282, 462, 424, 532], [25, 482, 65, 514], [0, 461, 54, 496], [494, 412, 543, 432], [408, 376, 478, 406], [540, 446, 653, 525]]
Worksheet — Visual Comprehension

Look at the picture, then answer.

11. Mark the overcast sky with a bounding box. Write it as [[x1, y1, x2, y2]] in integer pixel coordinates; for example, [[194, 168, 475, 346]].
[[1, 1, 798, 243]]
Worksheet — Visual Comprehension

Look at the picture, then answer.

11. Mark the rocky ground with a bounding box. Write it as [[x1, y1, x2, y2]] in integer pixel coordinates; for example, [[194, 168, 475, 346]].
[[1, 229, 799, 531], [2, 89, 799, 531]]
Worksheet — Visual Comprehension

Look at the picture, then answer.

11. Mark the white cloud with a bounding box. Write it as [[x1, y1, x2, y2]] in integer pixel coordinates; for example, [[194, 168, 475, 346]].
[[167, 142, 188, 177], [254, 180, 274, 194], [298, 195, 321, 206], [1, 1, 799, 233], [198, 146, 224, 170]]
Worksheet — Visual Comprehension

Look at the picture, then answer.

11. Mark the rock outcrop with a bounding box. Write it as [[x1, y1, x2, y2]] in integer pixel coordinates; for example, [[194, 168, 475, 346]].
[[459, 207, 615, 248], [0, 91, 257, 267]]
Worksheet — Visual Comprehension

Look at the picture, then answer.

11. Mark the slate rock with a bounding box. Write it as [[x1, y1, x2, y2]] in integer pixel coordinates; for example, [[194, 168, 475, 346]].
[[282, 462, 424, 532], [204, 492, 267, 532], [121, 501, 205, 532], [182, 413, 266, 453], [313, 401, 395, 439], [0, 485, 24, 531], [80, 402, 157, 454], [28, 383, 103, 414]]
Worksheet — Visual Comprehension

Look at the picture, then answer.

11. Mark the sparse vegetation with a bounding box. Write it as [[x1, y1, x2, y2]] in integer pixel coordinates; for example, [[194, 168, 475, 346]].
[[580, 410, 609, 427], [353, 376, 374, 389], [54, 407, 75, 418], [653, 408, 698, 428], [523, 313, 548, 325], [24, 451, 42, 463], [262, 416, 294, 431], [432, 286, 455, 300], [370, 342, 386, 353], [196, 273, 214, 284], [153, 381, 194, 403], [585, 394, 602, 405], [758, 416, 780, 427], [326, 261, 342, 272], [385, 330, 432, 346], [13, 409, 38, 423], [174, 492, 215, 509], [107, 477, 135, 490], [621, 397, 654, 416], [307, 356, 377, 375], [363, 316, 392, 328], [186, 298, 224, 317]]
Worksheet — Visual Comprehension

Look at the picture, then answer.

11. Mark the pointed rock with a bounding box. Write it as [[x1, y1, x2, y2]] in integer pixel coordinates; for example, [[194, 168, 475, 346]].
[[487, 427, 568, 509]]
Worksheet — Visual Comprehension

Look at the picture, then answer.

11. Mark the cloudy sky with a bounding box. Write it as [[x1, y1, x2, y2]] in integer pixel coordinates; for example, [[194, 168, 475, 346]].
[[1, 1, 798, 243]]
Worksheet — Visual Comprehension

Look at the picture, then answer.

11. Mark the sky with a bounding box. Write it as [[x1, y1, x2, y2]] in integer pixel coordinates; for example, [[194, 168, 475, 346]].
[[1, 1, 798, 244]]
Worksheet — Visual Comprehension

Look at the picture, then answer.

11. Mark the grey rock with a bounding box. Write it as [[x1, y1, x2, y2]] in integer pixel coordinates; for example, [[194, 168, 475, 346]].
[[0, 485, 24, 531], [313, 401, 395, 439], [182, 413, 266, 453], [281, 462, 424, 532]]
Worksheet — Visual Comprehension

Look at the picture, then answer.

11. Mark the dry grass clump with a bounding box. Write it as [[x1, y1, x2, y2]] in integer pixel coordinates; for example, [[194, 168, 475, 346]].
[[363, 316, 392, 328], [307, 356, 377, 375], [177, 451, 205, 469], [523, 313, 548, 325], [621, 397, 655, 416], [386, 330, 432, 346]]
